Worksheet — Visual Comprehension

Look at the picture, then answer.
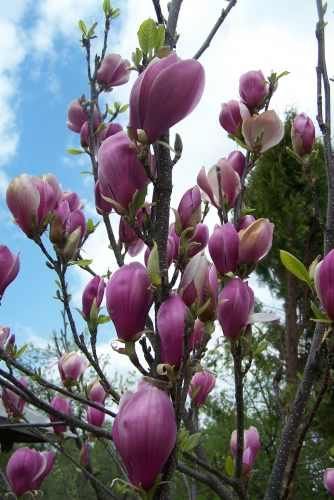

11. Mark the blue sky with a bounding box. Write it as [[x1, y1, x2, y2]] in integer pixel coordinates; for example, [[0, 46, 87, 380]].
[[0, 0, 333, 356]]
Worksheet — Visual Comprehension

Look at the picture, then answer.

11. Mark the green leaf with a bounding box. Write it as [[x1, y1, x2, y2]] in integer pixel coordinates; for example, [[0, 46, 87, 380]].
[[86, 218, 95, 234], [254, 339, 268, 356], [110, 7, 120, 19], [87, 22, 98, 38], [277, 70, 290, 80], [132, 47, 142, 67], [15, 344, 28, 359], [137, 18, 157, 55], [225, 455, 234, 477], [67, 148, 85, 155], [154, 24, 165, 50], [78, 20, 88, 36], [103, 0, 111, 16], [130, 186, 147, 214], [280, 250, 312, 285], [147, 242, 161, 286], [97, 315, 111, 325], [310, 301, 328, 320], [70, 259, 93, 268], [119, 104, 129, 113]]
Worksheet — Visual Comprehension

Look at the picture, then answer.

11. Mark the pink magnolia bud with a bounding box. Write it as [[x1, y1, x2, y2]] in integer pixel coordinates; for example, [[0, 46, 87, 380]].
[[227, 151, 246, 177], [88, 380, 106, 403], [67, 99, 87, 132], [209, 223, 239, 275], [244, 426, 261, 454], [189, 370, 216, 406], [189, 319, 205, 350], [324, 469, 334, 495], [219, 100, 242, 135], [242, 110, 284, 153], [95, 180, 112, 215], [106, 263, 153, 341], [237, 214, 256, 231], [50, 200, 86, 259], [0, 326, 10, 350], [169, 224, 180, 261], [157, 294, 188, 367], [100, 122, 123, 142], [291, 112, 315, 156], [218, 278, 254, 339], [2, 377, 28, 417], [187, 223, 209, 258], [82, 276, 105, 321], [314, 249, 334, 319], [58, 352, 89, 384], [87, 406, 106, 427], [112, 379, 177, 490], [119, 217, 144, 257], [230, 426, 261, 473], [80, 119, 102, 149], [197, 160, 241, 209], [7, 174, 61, 238], [60, 191, 82, 211], [0, 246, 20, 299], [239, 218, 274, 264], [129, 53, 205, 143], [96, 54, 130, 88], [177, 186, 202, 232], [50, 396, 72, 434], [6, 448, 55, 496], [239, 70, 269, 109], [97, 131, 149, 214]]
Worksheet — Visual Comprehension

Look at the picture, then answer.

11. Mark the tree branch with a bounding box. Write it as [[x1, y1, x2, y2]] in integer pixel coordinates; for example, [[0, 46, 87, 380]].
[[178, 462, 234, 500]]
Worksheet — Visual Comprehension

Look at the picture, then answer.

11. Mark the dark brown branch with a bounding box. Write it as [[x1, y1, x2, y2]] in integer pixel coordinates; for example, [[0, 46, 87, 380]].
[[193, 0, 237, 60], [166, 0, 183, 48], [232, 340, 245, 485], [178, 462, 234, 500], [152, 0, 165, 24]]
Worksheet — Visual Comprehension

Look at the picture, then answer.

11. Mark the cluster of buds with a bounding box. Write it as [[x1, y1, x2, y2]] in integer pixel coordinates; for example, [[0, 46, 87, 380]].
[[230, 426, 261, 474]]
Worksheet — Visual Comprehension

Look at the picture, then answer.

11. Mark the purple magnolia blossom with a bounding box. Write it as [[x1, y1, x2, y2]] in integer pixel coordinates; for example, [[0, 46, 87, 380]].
[[189, 371, 216, 406], [50, 396, 72, 434], [189, 319, 205, 350], [176, 186, 202, 232], [50, 198, 86, 260], [197, 160, 241, 209], [67, 99, 87, 132], [238, 218, 274, 264], [0, 326, 11, 350], [314, 249, 334, 320], [82, 276, 106, 321], [6, 174, 61, 238], [96, 54, 130, 88], [239, 70, 269, 109], [219, 100, 243, 135], [98, 131, 149, 214], [87, 406, 106, 427], [227, 151, 246, 178], [106, 263, 153, 341], [291, 113, 315, 157], [2, 377, 28, 418], [88, 380, 106, 403], [0, 246, 20, 299], [218, 278, 254, 339], [95, 180, 113, 215], [157, 294, 188, 367], [58, 352, 89, 384], [129, 53, 205, 143], [119, 216, 144, 257], [230, 426, 261, 473], [237, 214, 256, 231], [6, 447, 55, 496], [242, 110, 284, 153], [112, 379, 177, 490], [187, 223, 209, 258], [209, 223, 239, 275], [324, 469, 334, 495]]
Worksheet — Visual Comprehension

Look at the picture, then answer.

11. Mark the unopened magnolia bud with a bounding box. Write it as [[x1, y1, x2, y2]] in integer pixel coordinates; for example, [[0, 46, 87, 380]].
[[314, 249, 334, 320], [238, 218, 274, 264], [189, 371, 216, 406], [291, 113, 315, 157], [96, 54, 130, 88], [0, 246, 19, 300], [219, 100, 242, 135], [218, 278, 254, 339], [209, 223, 239, 275], [239, 70, 269, 109]]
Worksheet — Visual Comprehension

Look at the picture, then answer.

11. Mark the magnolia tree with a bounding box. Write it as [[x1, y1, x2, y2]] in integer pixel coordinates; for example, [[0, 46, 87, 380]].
[[0, 0, 334, 499]]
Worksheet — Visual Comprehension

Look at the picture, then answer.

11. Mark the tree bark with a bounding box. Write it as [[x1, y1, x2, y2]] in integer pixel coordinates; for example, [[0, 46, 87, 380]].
[[284, 272, 298, 384]]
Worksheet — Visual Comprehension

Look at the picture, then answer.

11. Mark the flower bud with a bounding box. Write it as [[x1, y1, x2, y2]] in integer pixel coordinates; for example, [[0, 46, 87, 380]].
[[169, 224, 180, 261], [67, 99, 87, 132], [218, 278, 254, 339], [209, 223, 239, 275], [227, 151, 246, 177], [119, 217, 144, 257], [100, 122, 123, 142], [7, 174, 61, 238], [176, 186, 202, 232], [87, 406, 106, 427], [157, 294, 188, 367], [189, 319, 205, 350], [96, 54, 130, 88], [189, 370, 215, 406], [219, 100, 242, 135], [291, 113, 315, 157], [98, 131, 149, 214], [79, 115, 102, 149], [112, 379, 177, 490], [106, 263, 153, 341], [60, 191, 82, 211], [0, 326, 10, 350], [230, 426, 261, 473], [0, 246, 20, 299], [82, 276, 105, 322], [197, 160, 241, 209], [314, 250, 334, 320], [238, 218, 274, 264], [242, 110, 284, 153], [237, 214, 256, 231], [58, 352, 89, 384], [88, 380, 106, 404], [324, 469, 334, 495], [50, 396, 72, 433], [6, 448, 55, 496], [129, 53, 205, 143], [2, 377, 28, 417], [95, 180, 113, 215], [187, 223, 209, 258], [239, 70, 269, 109]]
